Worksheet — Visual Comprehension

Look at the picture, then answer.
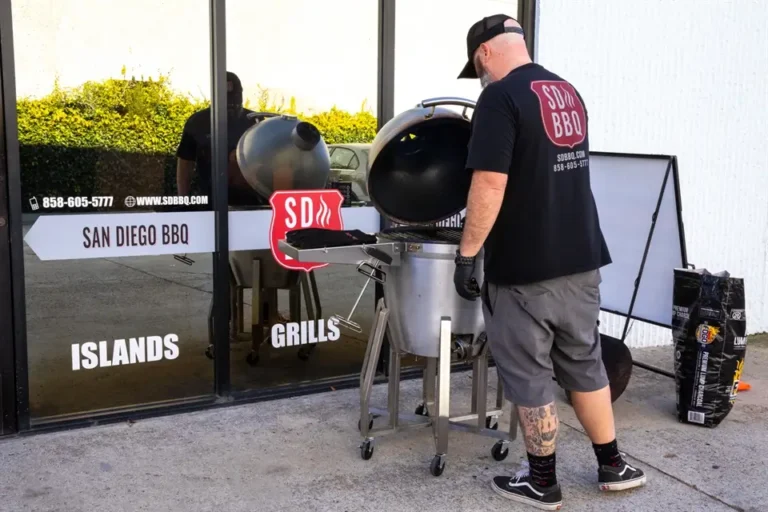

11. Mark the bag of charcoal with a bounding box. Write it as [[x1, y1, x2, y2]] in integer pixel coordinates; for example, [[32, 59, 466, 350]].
[[672, 268, 747, 427]]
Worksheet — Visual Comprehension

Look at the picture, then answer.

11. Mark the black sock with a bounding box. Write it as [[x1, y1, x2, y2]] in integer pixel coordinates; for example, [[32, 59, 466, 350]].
[[593, 439, 623, 467], [527, 452, 557, 488]]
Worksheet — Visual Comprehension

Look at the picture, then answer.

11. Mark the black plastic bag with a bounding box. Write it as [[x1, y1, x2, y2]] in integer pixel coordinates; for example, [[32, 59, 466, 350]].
[[672, 268, 747, 427]]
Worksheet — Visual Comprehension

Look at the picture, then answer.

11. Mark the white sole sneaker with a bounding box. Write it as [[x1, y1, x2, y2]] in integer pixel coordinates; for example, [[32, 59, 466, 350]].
[[491, 480, 563, 511], [599, 473, 647, 492]]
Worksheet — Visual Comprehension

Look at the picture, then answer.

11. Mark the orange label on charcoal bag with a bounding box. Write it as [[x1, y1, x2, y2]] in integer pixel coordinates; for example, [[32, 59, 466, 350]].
[[695, 324, 719, 345], [730, 359, 745, 401]]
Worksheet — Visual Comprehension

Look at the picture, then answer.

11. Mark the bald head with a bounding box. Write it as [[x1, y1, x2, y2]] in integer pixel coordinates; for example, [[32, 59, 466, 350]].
[[486, 19, 525, 50], [474, 18, 532, 87]]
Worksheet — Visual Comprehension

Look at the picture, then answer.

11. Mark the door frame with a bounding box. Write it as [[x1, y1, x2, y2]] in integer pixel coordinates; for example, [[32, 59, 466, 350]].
[[0, 0, 28, 434]]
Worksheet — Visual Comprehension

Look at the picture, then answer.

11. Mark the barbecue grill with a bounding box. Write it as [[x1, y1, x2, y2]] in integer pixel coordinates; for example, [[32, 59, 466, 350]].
[[278, 97, 518, 477]]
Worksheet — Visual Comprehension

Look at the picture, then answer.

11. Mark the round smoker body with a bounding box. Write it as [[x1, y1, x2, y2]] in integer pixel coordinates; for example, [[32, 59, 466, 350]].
[[378, 231, 485, 359], [235, 115, 331, 200]]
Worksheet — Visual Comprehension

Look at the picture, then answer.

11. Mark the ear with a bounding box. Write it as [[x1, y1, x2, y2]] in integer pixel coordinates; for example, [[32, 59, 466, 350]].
[[479, 42, 492, 59]]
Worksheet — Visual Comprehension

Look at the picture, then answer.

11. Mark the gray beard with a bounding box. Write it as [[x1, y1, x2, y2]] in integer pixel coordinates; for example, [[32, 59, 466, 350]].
[[480, 73, 492, 89]]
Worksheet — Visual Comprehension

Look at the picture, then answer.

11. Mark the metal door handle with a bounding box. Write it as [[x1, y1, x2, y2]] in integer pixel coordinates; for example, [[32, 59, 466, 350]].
[[357, 262, 386, 284]]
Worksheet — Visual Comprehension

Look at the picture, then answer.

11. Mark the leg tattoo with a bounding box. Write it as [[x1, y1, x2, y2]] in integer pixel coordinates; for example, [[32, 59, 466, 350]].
[[518, 402, 559, 456]]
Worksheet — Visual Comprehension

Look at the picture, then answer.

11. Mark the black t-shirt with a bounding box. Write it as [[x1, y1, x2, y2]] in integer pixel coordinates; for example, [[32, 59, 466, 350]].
[[465, 63, 611, 286], [176, 107, 264, 205]]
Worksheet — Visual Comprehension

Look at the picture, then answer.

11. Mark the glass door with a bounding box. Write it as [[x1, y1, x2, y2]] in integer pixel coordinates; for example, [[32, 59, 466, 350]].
[[224, 0, 382, 393], [0, 2, 17, 434], [11, 0, 218, 423]]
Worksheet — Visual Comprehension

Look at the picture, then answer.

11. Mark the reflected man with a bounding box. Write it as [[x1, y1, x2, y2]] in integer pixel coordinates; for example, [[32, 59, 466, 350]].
[[175, 71, 264, 206]]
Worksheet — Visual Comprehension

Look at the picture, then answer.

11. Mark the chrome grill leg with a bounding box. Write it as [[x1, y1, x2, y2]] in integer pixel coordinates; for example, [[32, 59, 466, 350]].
[[435, 318, 451, 456], [474, 346, 489, 430], [359, 299, 389, 441], [387, 343, 401, 429]]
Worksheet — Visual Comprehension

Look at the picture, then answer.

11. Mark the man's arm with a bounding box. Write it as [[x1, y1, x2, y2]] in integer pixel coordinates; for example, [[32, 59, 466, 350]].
[[176, 158, 195, 196], [459, 87, 517, 257], [175, 124, 198, 195], [460, 171, 508, 257]]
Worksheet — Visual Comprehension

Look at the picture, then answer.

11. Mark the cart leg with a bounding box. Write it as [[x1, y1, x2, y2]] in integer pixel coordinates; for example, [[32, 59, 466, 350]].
[[475, 348, 489, 431], [508, 400, 518, 442], [359, 300, 389, 459], [387, 343, 401, 429], [497, 370, 518, 442], [289, 284, 301, 323], [430, 317, 451, 477], [298, 273, 316, 360], [247, 259, 263, 366], [419, 358, 437, 417], [308, 270, 323, 319], [237, 287, 244, 335], [496, 366, 504, 410], [471, 356, 479, 415]]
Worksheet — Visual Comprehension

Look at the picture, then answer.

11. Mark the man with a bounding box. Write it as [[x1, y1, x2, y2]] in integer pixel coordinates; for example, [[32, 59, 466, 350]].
[[453, 15, 646, 510], [176, 71, 264, 206]]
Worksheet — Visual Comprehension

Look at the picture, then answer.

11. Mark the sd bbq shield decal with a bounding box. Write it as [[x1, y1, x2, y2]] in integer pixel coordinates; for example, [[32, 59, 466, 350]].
[[269, 190, 345, 272], [530, 80, 587, 149]]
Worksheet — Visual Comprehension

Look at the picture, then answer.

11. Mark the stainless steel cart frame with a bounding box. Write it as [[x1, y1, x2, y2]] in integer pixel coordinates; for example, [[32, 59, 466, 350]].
[[278, 239, 519, 476], [358, 298, 519, 477]]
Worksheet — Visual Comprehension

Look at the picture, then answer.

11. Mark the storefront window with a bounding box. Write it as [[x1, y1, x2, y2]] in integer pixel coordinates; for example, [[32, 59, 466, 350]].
[[394, 0, 519, 113], [224, 0, 380, 390], [13, 0, 215, 421]]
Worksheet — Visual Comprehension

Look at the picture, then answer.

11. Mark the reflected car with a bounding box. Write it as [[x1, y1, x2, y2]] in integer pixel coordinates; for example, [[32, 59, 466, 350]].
[[328, 143, 371, 203]]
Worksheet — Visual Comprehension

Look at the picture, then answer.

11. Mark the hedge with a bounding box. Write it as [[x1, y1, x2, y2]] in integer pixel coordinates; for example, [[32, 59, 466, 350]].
[[16, 72, 378, 213]]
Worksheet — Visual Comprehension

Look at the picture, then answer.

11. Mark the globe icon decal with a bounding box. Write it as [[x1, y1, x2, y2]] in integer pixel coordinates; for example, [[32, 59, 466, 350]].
[[124, 196, 136, 208]]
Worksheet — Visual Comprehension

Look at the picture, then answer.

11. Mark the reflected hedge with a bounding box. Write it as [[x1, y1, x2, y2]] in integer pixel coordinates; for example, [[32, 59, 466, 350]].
[[16, 74, 377, 212]]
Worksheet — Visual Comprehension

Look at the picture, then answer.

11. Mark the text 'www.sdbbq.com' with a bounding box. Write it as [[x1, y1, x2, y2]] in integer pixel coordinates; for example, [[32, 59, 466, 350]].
[[123, 196, 209, 208]]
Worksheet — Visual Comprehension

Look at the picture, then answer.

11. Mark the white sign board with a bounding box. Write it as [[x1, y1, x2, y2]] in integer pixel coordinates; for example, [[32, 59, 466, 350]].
[[590, 153, 685, 328], [24, 207, 381, 261]]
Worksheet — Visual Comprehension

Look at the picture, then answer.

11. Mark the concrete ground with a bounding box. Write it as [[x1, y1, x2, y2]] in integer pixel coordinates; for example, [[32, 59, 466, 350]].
[[1, 338, 765, 512]]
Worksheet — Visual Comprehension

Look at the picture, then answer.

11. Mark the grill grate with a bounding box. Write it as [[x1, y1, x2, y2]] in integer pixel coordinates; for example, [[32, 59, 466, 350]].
[[379, 227, 463, 244]]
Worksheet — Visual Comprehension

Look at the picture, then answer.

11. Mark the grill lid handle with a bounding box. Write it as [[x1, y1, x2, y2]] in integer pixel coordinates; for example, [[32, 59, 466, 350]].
[[417, 97, 477, 120]]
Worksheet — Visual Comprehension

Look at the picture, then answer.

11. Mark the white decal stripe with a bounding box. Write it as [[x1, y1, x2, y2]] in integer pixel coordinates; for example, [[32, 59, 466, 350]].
[[508, 482, 544, 498], [618, 464, 636, 477]]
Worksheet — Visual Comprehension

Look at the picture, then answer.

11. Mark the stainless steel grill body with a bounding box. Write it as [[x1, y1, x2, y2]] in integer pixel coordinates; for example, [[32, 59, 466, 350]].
[[378, 229, 484, 358]]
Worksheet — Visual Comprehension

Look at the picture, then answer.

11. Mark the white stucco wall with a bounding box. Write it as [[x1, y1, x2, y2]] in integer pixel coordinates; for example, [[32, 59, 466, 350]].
[[11, 0, 517, 113], [536, 0, 768, 344]]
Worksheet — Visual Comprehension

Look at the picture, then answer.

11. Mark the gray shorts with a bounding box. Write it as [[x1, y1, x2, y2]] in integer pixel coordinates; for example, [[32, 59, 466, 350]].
[[482, 269, 609, 408]]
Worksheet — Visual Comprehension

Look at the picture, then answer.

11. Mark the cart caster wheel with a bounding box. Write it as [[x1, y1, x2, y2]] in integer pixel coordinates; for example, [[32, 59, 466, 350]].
[[360, 440, 374, 460], [430, 455, 446, 477], [357, 416, 374, 432], [485, 416, 499, 430], [491, 441, 509, 461], [245, 351, 260, 366], [204, 345, 214, 360], [415, 404, 429, 416]]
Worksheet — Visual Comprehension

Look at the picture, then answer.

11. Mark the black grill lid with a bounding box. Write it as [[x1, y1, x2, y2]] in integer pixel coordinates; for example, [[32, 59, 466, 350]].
[[367, 107, 473, 225]]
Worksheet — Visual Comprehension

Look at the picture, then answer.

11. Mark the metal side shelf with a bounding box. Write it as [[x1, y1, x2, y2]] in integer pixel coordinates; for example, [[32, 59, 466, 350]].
[[278, 239, 403, 267]]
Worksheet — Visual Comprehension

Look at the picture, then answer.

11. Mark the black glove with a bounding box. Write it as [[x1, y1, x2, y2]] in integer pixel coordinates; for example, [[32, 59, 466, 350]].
[[453, 250, 481, 301]]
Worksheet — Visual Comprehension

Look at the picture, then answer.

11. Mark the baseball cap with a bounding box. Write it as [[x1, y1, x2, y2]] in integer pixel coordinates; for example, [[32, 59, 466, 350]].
[[458, 14, 525, 79]]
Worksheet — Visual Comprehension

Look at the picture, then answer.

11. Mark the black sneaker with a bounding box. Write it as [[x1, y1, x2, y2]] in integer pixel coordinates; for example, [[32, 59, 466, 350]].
[[491, 463, 563, 511], [598, 456, 647, 491]]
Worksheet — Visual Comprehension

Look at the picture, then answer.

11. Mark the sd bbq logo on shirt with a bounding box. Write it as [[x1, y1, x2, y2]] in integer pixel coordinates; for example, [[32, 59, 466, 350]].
[[530, 80, 587, 148], [269, 190, 345, 272]]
